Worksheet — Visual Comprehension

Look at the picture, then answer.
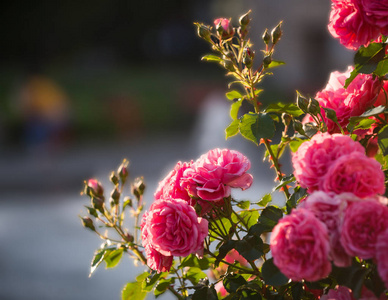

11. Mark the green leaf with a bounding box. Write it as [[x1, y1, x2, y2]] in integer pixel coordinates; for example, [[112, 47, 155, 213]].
[[286, 187, 307, 214], [273, 174, 295, 191], [142, 271, 167, 292], [230, 100, 243, 120], [265, 103, 304, 117], [186, 267, 207, 285], [215, 240, 237, 266], [239, 112, 275, 145], [154, 277, 175, 298], [375, 59, 388, 76], [234, 210, 260, 229], [104, 248, 124, 268], [136, 272, 150, 282], [179, 254, 214, 270], [265, 60, 285, 69], [256, 194, 272, 207], [236, 200, 250, 210], [261, 258, 289, 286], [122, 281, 148, 300], [192, 285, 218, 300], [289, 138, 305, 152], [352, 118, 376, 131], [223, 273, 247, 293], [89, 244, 118, 276], [226, 90, 243, 100], [258, 206, 283, 231], [345, 43, 386, 87], [225, 120, 240, 139], [378, 125, 388, 156], [202, 54, 223, 62], [235, 234, 264, 261]]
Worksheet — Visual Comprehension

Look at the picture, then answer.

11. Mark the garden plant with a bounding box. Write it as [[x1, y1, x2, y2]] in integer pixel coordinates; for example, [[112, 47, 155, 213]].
[[80, 1, 388, 299]]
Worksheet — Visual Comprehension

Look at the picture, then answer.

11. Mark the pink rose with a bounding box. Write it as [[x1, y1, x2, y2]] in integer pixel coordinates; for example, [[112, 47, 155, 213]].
[[360, 0, 388, 34], [328, 0, 380, 50], [340, 199, 388, 259], [301, 191, 352, 267], [304, 66, 382, 133], [292, 132, 364, 192], [144, 244, 173, 273], [141, 198, 208, 257], [181, 149, 253, 215], [195, 148, 253, 189], [154, 161, 192, 202], [321, 286, 355, 300], [270, 208, 332, 282], [376, 228, 388, 289], [321, 152, 385, 197]]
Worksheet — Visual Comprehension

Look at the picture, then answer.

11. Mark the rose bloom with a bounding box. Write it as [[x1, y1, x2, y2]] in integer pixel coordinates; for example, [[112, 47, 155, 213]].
[[154, 161, 192, 202], [301, 191, 352, 267], [320, 285, 354, 300], [340, 199, 388, 259], [141, 198, 208, 257], [292, 132, 364, 192], [321, 152, 385, 197], [328, 0, 380, 50], [214, 281, 228, 297], [270, 208, 332, 282], [143, 244, 173, 273], [360, 0, 388, 34], [303, 66, 382, 134], [181, 149, 253, 215], [376, 228, 388, 289]]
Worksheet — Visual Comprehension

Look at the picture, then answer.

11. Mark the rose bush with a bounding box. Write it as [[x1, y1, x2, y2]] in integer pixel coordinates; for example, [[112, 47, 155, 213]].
[[79, 3, 388, 299]]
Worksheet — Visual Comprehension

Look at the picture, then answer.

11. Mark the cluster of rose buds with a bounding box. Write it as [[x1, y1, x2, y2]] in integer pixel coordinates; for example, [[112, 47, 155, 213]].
[[194, 11, 283, 98], [80, 159, 146, 247]]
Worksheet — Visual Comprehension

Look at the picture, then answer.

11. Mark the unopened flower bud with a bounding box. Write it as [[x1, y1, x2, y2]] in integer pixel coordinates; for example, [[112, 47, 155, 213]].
[[262, 29, 271, 44], [243, 48, 254, 69], [307, 98, 320, 116], [271, 22, 283, 45], [214, 18, 234, 39], [110, 187, 121, 206], [223, 60, 235, 72], [196, 23, 212, 42], [239, 11, 251, 27], [81, 216, 95, 231], [293, 120, 305, 135], [86, 179, 104, 198], [125, 233, 134, 243], [282, 113, 292, 127], [132, 177, 146, 198], [110, 172, 119, 185], [296, 93, 309, 112], [263, 55, 272, 67], [92, 197, 105, 213], [118, 161, 129, 183]]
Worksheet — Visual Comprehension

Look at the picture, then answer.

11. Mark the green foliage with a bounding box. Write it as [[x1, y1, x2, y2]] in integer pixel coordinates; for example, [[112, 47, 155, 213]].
[[265, 103, 304, 117], [90, 244, 125, 276], [261, 258, 288, 286], [226, 90, 244, 100], [378, 125, 388, 156], [347, 105, 385, 132], [202, 54, 223, 62], [258, 206, 283, 232], [256, 194, 272, 207], [226, 120, 240, 139], [239, 112, 275, 145], [345, 43, 387, 87], [122, 281, 148, 300], [286, 186, 307, 214], [154, 277, 176, 298], [179, 254, 215, 270], [142, 271, 168, 292], [235, 234, 265, 261], [223, 274, 248, 293], [230, 100, 243, 120]]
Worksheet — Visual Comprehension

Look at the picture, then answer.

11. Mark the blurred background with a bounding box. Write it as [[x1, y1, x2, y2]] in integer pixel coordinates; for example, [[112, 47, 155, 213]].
[[0, 1, 354, 299]]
